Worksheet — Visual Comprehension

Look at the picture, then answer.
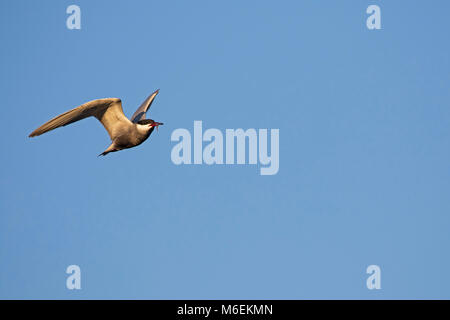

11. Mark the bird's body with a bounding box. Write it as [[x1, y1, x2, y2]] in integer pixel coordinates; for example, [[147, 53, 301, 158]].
[[29, 89, 163, 156], [99, 120, 157, 156]]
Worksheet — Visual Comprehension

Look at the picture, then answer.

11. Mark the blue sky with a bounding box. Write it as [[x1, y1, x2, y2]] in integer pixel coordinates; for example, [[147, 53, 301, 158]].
[[1, 0, 449, 299]]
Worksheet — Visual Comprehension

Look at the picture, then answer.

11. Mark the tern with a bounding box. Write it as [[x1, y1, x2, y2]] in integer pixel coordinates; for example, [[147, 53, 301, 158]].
[[29, 89, 163, 156]]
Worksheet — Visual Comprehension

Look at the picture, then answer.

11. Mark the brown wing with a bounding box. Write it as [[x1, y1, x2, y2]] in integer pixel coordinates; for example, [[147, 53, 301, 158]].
[[28, 98, 132, 141]]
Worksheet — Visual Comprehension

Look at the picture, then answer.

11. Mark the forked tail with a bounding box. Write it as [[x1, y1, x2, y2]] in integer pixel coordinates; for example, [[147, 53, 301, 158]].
[[98, 151, 110, 157], [98, 144, 116, 157]]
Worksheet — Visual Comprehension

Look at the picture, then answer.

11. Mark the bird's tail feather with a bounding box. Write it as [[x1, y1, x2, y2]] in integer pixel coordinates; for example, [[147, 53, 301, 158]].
[[98, 145, 117, 157]]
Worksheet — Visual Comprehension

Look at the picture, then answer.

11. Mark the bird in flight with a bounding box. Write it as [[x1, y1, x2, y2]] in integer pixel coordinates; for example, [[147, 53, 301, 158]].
[[29, 89, 163, 156]]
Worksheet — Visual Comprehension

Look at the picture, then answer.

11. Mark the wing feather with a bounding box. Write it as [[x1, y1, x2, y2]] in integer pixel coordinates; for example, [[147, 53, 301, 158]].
[[130, 89, 159, 123], [28, 98, 131, 140]]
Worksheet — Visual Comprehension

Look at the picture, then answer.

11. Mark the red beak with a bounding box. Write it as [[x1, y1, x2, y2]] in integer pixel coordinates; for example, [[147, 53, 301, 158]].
[[152, 122, 163, 131]]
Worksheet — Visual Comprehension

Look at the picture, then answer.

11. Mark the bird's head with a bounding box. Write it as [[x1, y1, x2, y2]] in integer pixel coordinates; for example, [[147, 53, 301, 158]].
[[137, 119, 164, 132]]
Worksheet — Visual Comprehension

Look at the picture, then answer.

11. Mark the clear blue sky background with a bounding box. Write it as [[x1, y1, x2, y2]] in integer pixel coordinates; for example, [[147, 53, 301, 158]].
[[1, 0, 449, 299]]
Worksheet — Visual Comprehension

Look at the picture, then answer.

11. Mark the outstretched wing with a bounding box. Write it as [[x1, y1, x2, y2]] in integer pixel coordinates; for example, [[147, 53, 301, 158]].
[[28, 98, 132, 141], [130, 89, 159, 123]]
